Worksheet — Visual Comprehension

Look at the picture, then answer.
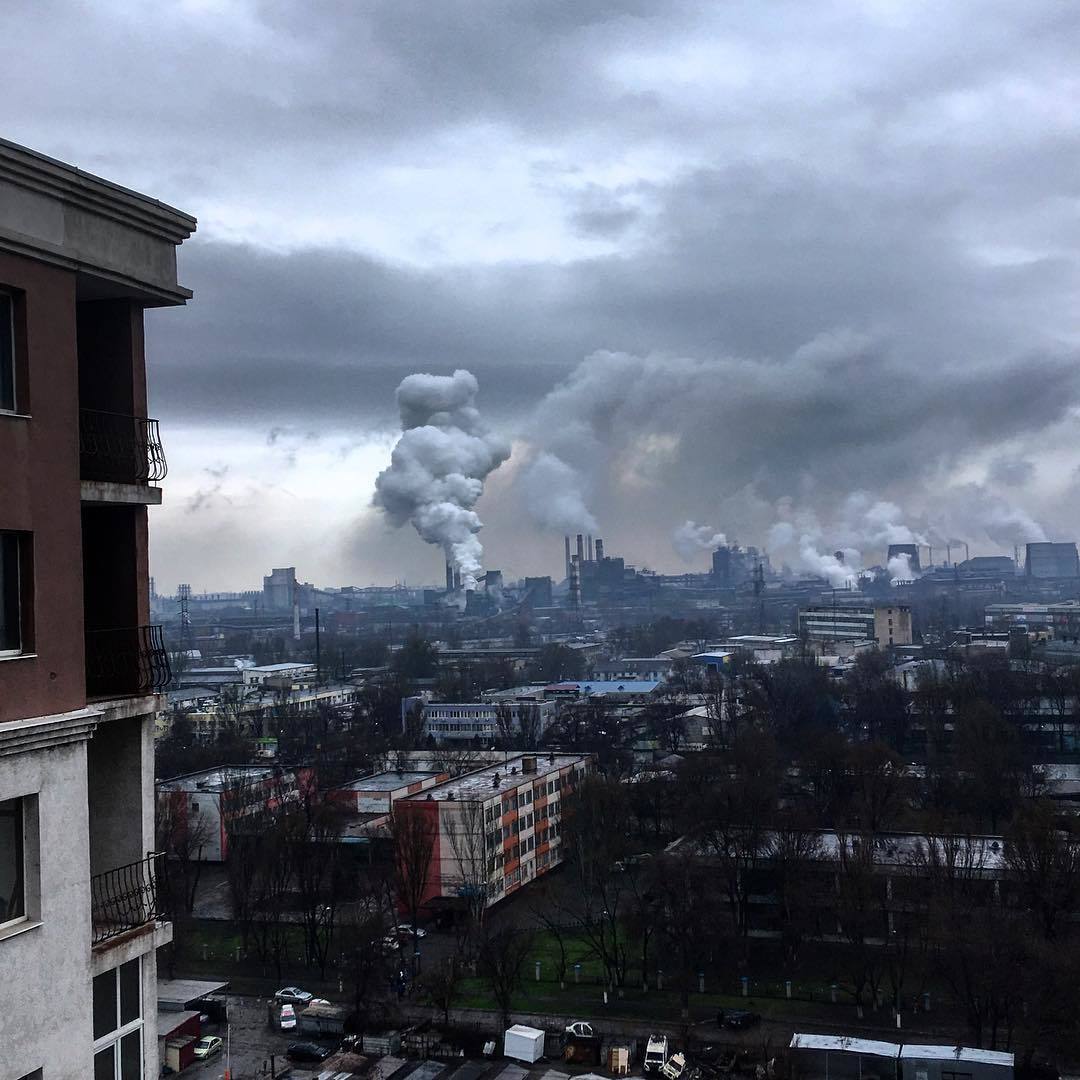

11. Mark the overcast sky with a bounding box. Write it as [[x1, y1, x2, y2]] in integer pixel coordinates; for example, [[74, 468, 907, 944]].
[[5, 1, 1080, 591]]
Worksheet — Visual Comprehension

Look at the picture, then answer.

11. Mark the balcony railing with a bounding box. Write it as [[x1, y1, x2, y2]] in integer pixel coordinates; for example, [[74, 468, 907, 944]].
[[80, 409, 167, 484], [91, 852, 168, 946], [85, 625, 172, 698]]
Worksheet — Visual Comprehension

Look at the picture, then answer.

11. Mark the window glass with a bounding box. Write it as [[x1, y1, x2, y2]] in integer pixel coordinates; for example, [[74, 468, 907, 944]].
[[94, 1046, 115, 1080], [119, 960, 140, 1025], [0, 798, 24, 923], [0, 533, 20, 653], [0, 292, 13, 412], [120, 1030, 141, 1080], [93, 971, 117, 1040]]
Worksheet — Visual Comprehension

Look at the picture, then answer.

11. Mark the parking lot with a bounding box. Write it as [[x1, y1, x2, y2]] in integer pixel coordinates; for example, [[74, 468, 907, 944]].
[[182, 994, 302, 1079]]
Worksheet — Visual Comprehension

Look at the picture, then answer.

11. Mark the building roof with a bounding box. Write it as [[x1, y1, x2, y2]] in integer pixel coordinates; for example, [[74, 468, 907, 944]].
[[544, 680, 660, 695], [340, 771, 437, 791], [899, 1046, 1014, 1065], [249, 662, 316, 672], [789, 1034, 900, 1057], [157, 765, 282, 792], [157, 978, 230, 1009], [403, 754, 587, 803]]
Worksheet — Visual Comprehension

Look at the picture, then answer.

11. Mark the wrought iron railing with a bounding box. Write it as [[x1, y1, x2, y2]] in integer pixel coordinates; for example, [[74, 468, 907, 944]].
[[85, 625, 172, 698], [79, 409, 167, 484], [91, 852, 168, 946]]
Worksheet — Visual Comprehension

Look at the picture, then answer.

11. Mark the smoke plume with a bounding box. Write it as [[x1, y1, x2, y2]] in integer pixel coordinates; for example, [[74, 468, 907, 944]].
[[373, 369, 510, 589], [519, 452, 598, 534], [673, 520, 727, 563]]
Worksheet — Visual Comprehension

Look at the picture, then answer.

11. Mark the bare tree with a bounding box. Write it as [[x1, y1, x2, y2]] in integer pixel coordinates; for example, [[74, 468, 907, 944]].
[[420, 955, 464, 1026], [478, 926, 535, 1031], [389, 806, 437, 938], [444, 797, 490, 951], [1005, 800, 1080, 941]]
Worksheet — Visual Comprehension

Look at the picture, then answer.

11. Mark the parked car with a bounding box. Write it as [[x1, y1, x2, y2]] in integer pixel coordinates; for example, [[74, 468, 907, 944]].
[[279, 1004, 297, 1030], [719, 1009, 761, 1030], [287, 1041, 333, 1063], [396, 923, 427, 938], [192, 1036, 223, 1060], [644, 1035, 670, 1074], [275, 986, 313, 1005], [565, 1020, 597, 1040], [662, 1053, 688, 1080]]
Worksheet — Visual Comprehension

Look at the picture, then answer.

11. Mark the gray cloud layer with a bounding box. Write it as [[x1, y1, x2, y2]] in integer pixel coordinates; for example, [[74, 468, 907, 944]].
[[5, 1, 1080, 585]]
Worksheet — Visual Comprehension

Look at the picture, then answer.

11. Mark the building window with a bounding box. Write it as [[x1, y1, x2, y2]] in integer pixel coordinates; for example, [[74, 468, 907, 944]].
[[0, 798, 25, 927], [0, 291, 14, 413], [93, 959, 142, 1080], [0, 532, 30, 656]]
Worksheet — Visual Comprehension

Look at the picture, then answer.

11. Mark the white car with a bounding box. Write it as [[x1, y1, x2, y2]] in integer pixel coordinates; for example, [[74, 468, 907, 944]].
[[274, 986, 313, 1005], [565, 1021, 596, 1040], [644, 1035, 669, 1074], [662, 1053, 687, 1080], [192, 1035, 223, 1060], [279, 1003, 297, 1030], [396, 923, 428, 938]]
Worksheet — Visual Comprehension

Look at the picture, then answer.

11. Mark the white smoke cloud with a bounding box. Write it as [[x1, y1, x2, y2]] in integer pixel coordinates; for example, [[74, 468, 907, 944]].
[[519, 452, 597, 534], [373, 369, 510, 589], [672, 520, 726, 563], [887, 553, 915, 583]]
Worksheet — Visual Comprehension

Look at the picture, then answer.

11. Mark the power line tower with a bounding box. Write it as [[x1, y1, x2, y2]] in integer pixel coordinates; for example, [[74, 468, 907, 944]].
[[177, 583, 192, 668]]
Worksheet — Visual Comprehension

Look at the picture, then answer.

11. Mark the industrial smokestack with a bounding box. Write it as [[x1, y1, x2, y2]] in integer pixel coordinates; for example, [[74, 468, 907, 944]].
[[587, 535, 594, 562], [446, 561, 455, 592], [569, 555, 582, 609], [453, 568, 462, 591], [564, 535, 572, 581], [576, 534, 585, 566], [595, 538, 604, 562], [293, 600, 301, 641]]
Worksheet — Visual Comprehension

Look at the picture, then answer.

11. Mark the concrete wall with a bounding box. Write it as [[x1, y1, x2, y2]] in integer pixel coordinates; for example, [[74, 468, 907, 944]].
[[0, 734, 94, 1079]]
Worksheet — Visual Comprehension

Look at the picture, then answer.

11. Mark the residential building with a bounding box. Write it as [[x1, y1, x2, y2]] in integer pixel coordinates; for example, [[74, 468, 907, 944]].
[[394, 753, 591, 909], [797, 602, 912, 647], [156, 765, 313, 861], [0, 138, 194, 1079], [418, 700, 555, 743], [330, 770, 448, 814]]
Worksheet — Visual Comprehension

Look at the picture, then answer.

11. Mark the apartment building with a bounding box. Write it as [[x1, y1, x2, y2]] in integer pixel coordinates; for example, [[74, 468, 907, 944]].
[[419, 700, 555, 743], [0, 139, 194, 1078], [395, 753, 591, 910], [797, 601, 912, 647]]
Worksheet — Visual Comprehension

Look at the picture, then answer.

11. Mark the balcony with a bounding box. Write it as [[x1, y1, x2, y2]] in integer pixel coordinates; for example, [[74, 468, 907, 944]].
[[85, 625, 172, 699], [91, 852, 168, 947], [80, 409, 167, 503]]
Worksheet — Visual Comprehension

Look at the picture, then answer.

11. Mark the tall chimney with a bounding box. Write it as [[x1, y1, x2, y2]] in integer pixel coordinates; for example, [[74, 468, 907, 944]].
[[587, 535, 594, 562], [564, 535, 572, 581], [446, 561, 455, 592], [576, 534, 585, 566], [569, 555, 582, 609], [293, 600, 301, 641], [453, 568, 462, 591], [595, 538, 604, 562]]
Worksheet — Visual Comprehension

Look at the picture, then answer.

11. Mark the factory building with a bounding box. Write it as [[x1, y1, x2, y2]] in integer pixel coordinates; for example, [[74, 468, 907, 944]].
[[1025, 541, 1080, 579], [798, 602, 912, 647], [393, 753, 591, 910]]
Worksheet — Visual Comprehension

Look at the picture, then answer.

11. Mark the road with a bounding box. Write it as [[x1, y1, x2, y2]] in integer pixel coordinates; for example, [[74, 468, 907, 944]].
[[183, 994, 305, 1080]]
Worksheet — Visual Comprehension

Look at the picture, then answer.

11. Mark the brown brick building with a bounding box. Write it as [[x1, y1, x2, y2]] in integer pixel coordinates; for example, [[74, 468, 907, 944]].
[[0, 138, 194, 1079]]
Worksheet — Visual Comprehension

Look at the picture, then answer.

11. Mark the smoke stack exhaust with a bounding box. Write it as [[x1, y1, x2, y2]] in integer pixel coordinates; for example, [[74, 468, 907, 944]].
[[564, 535, 572, 581], [446, 561, 455, 592], [576, 533, 584, 566], [595, 538, 604, 561]]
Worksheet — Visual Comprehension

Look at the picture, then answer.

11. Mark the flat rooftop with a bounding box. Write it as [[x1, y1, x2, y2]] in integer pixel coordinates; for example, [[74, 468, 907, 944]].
[[544, 680, 660, 695], [405, 754, 587, 803], [340, 771, 438, 791], [157, 765, 282, 791]]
